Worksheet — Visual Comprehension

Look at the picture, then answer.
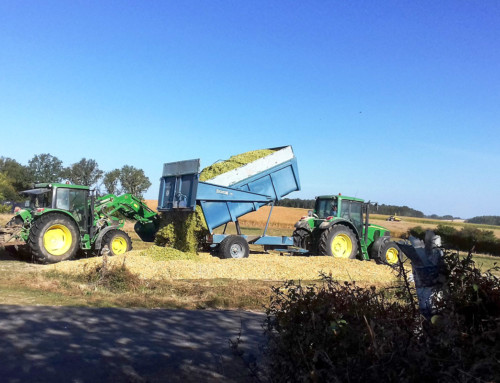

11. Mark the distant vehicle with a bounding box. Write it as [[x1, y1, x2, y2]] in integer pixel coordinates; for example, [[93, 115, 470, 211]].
[[386, 215, 402, 222]]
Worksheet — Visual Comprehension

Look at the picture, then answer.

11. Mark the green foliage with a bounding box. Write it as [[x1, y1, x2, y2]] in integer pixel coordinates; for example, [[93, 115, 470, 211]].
[[409, 224, 500, 256], [28, 153, 64, 183], [467, 215, 500, 226], [63, 158, 103, 187], [118, 165, 151, 198], [103, 169, 121, 195], [266, 252, 500, 382], [0, 172, 18, 201], [377, 203, 425, 217], [0, 157, 31, 191]]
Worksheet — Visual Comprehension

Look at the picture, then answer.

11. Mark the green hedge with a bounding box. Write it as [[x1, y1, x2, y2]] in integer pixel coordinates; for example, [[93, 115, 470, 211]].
[[409, 224, 500, 256], [265, 253, 500, 382]]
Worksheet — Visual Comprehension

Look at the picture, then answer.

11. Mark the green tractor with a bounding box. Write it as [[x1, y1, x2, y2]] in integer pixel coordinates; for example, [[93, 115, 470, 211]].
[[0, 183, 159, 263], [293, 194, 402, 265]]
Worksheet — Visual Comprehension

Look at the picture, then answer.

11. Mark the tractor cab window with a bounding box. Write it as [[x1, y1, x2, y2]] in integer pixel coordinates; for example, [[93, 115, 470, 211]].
[[22, 189, 52, 209], [55, 188, 88, 226], [315, 198, 338, 218], [340, 200, 363, 234]]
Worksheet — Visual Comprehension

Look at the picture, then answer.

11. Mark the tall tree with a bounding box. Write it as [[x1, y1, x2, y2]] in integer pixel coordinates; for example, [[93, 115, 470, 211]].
[[63, 158, 103, 187], [119, 165, 151, 198], [0, 172, 18, 201], [0, 157, 31, 191], [28, 153, 63, 183], [103, 169, 122, 195]]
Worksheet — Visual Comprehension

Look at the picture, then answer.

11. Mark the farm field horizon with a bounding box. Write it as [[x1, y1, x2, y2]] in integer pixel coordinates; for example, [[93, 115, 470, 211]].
[[144, 201, 500, 240]]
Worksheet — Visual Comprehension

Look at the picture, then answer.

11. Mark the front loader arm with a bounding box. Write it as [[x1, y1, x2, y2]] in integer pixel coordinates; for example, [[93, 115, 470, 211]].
[[94, 194, 159, 242], [94, 194, 158, 224]]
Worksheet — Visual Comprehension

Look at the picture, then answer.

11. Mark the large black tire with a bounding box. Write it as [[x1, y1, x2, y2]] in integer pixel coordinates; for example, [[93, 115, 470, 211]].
[[102, 230, 132, 256], [378, 241, 403, 266], [29, 213, 80, 264], [218, 235, 249, 259], [318, 225, 358, 259], [293, 228, 311, 250]]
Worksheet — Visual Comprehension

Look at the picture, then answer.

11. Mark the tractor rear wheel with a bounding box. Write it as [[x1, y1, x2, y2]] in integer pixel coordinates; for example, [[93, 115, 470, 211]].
[[29, 213, 79, 264], [319, 225, 358, 259], [102, 230, 132, 256], [378, 241, 402, 266], [218, 235, 249, 259]]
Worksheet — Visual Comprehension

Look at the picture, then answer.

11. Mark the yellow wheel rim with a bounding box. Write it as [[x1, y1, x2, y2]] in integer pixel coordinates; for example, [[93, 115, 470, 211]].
[[111, 237, 128, 254], [43, 224, 72, 256], [385, 247, 399, 264], [331, 233, 353, 258]]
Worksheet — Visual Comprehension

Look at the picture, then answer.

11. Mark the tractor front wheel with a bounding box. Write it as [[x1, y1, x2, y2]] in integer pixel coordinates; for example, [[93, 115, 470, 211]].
[[29, 213, 79, 264], [378, 241, 402, 266], [102, 230, 132, 256], [293, 228, 311, 250], [319, 225, 358, 259]]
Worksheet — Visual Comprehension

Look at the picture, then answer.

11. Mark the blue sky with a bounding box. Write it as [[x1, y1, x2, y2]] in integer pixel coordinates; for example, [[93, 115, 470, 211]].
[[1, 1, 499, 218]]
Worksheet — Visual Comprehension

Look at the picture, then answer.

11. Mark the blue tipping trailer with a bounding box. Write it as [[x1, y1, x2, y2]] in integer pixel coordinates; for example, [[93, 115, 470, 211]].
[[157, 146, 303, 258]]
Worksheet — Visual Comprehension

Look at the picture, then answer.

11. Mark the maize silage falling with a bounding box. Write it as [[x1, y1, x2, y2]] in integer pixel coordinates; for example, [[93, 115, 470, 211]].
[[155, 149, 276, 253]]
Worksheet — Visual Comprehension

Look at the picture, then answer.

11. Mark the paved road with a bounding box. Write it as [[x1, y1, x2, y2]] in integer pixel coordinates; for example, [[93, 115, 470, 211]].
[[0, 305, 268, 382]]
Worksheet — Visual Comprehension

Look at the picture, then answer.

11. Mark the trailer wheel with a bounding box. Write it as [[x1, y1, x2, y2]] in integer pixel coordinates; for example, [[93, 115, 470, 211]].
[[29, 213, 79, 264], [102, 230, 132, 256], [378, 241, 402, 266], [319, 225, 358, 259], [218, 235, 249, 259]]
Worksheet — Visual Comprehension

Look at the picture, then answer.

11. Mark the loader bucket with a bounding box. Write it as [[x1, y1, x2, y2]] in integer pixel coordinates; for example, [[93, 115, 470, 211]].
[[134, 221, 159, 242]]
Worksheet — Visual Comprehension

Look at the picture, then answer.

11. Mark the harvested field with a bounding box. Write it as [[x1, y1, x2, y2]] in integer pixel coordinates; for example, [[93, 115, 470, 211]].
[[144, 200, 157, 212], [239, 206, 307, 229], [49, 246, 398, 284]]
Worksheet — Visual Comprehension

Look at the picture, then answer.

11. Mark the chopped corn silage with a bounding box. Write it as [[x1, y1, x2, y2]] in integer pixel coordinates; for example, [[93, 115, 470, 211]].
[[49, 247, 398, 284], [199, 149, 275, 181], [155, 148, 276, 252]]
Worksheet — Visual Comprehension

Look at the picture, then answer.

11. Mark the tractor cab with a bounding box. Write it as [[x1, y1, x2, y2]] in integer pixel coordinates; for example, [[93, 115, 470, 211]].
[[314, 195, 364, 235], [19, 183, 90, 228]]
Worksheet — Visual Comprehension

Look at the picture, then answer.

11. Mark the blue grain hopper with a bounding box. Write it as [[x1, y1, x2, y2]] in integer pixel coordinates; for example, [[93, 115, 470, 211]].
[[157, 146, 301, 252]]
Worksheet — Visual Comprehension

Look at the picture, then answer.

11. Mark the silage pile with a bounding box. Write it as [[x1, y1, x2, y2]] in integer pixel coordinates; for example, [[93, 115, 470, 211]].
[[155, 149, 276, 252], [49, 247, 398, 283]]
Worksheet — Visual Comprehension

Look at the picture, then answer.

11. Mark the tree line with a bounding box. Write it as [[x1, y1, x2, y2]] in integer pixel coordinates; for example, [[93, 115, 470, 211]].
[[277, 198, 462, 220], [466, 216, 500, 226], [0, 154, 151, 202]]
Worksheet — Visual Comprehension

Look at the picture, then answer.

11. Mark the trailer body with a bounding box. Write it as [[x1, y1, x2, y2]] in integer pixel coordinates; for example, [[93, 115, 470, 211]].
[[158, 146, 302, 256]]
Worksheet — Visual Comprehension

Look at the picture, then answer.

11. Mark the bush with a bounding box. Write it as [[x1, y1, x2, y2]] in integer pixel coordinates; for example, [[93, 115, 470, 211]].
[[83, 257, 141, 293], [408, 225, 500, 256], [265, 252, 500, 382]]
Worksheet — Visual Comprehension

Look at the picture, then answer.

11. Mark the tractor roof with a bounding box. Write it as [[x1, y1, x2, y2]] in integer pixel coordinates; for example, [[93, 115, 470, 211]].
[[317, 195, 365, 203], [34, 183, 90, 190]]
